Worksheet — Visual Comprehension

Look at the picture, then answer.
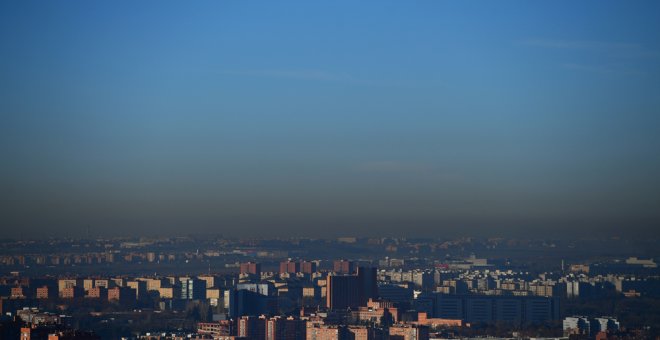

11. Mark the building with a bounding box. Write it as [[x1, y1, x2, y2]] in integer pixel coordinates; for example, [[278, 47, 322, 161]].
[[300, 261, 317, 274], [198, 275, 220, 289], [57, 279, 81, 295], [415, 312, 463, 328], [17, 308, 61, 325], [388, 324, 429, 340], [240, 262, 262, 275], [306, 323, 348, 340], [427, 294, 560, 325], [126, 281, 147, 300], [237, 283, 276, 297], [326, 274, 360, 310], [11, 287, 27, 299], [280, 260, 300, 274], [197, 320, 233, 337], [357, 267, 378, 305], [227, 288, 278, 318], [266, 316, 306, 340], [108, 287, 136, 304], [237, 316, 266, 339], [140, 278, 167, 292], [157, 286, 179, 299], [181, 278, 206, 300], [353, 299, 398, 326], [60, 287, 84, 299], [377, 284, 413, 304], [86, 287, 108, 299], [333, 260, 355, 274], [47, 330, 100, 339], [36, 286, 55, 299], [347, 326, 385, 340]]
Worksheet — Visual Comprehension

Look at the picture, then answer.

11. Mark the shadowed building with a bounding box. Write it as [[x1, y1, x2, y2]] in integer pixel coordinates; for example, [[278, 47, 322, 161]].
[[327, 274, 360, 310]]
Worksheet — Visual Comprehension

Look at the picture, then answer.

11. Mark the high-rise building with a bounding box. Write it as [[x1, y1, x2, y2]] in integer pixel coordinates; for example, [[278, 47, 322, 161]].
[[300, 261, 317, 274], [181, 278, 207, 300], [238, 315, 266, 339], [266, 316, 306, 340], [108, 287, 136, 304], [357, 267, 378, 305], [280, 260, 301, 274], [333, 260, 355, 274], [240, 262, 262, 275], [327, 274, 360, 310]]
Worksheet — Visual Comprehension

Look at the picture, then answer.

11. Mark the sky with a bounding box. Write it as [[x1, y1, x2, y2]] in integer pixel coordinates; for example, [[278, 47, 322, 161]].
[[1, 1, 659, 238]]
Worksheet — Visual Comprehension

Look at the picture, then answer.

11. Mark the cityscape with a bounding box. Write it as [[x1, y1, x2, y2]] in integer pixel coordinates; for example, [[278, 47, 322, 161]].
[[0, 235, 658, 339], [2, 1, 660, 339]]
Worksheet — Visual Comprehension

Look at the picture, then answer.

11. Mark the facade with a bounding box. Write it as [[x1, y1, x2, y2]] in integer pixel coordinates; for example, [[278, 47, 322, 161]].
[[238, 316, 266, 339], [266, 316, 306, 340], [326, 275, 359, 310], [426, 294, 560, 325], [60, 287, 84, 299], [86, 287, 108, 299], [333, 260, 355, 274], [388, 324, 429, 340], [36, 286, 55, 299], [357, 267, 378, 305], [108, 287, 136, 304], [181, 278, 206, 300], [197, 320, 233, 337], [280, 261, 300, 274], [240, 262, 262, 275], [300, 261, 317, 274], [306, 323, 347, 340]]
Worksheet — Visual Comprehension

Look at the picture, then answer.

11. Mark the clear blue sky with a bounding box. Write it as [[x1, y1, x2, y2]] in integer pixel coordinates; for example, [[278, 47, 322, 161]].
[[1, 1, 659, 238]]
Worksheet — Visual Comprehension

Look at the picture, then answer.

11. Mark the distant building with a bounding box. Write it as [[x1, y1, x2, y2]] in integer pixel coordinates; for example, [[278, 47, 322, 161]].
[[11, 287, 27, 299], [157, 286, 179, 299], [300, 261, 317, 274], [198, 275, 220, 289], [415, 312, 463, 328], [389, 324, 429, 340], [378, 284, 413, 304], [326, 274, 360, 310], [58, 279, 81, 295], [60, 287, 84, 299], [47, 330, 100, 339], [86, 287, 108, 299], [238, 316, 266, 339], [625, 257, 657, 268], [357, 267, 378, 305], [240, 262, 262, 275], [422, 293, 560, 325], [36, 286, 55, 299], [227, 288, 278, 318], [108, 287, 136, 304], [353, 299, 398, 326], [126, 281, 147, 300], [346, 326, 387, 340], [306, 323, 348, 340], [333, 260, 355, 274], [181, 278, 206, 300], [280, 260, 300, 274], [266, 316, 306, 340], [197, 320, 233, 337]]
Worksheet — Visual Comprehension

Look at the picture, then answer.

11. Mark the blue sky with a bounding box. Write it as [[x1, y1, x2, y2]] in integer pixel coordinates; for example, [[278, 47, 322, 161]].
[[1, 1, 659, 237]]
